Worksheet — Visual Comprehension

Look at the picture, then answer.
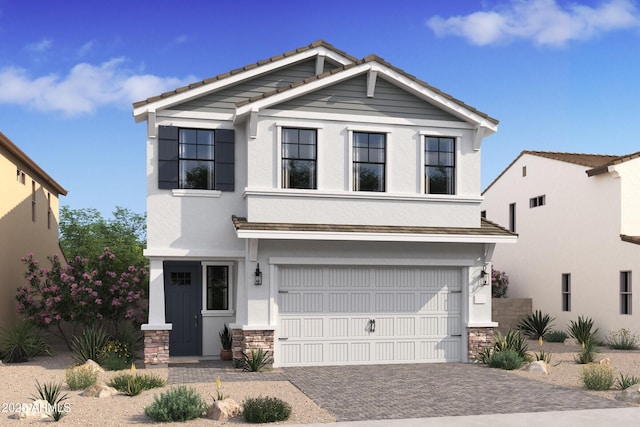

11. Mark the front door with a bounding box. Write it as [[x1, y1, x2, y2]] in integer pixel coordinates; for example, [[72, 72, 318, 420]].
[[164, 261, 202, 356]]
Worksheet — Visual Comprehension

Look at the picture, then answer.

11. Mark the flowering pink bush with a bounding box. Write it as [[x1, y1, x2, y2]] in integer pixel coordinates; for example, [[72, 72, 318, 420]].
[[492, 269, 509, 298], [16, 248, 147, 349]]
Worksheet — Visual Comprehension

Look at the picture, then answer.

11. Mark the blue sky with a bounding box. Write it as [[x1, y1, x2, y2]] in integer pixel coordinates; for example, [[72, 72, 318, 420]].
[[1, 0, 639, 217]]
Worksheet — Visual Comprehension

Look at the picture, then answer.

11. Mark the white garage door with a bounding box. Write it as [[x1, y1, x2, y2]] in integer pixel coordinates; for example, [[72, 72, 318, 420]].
[[276, 265, 463, 366]]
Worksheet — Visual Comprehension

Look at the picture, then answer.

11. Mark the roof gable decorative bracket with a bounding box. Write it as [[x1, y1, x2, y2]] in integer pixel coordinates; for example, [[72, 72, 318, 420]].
[[367, 69, 377, 98], [473, 126, 487, 151], [315, 53, 326, 75], [249, 109, 259, 139]]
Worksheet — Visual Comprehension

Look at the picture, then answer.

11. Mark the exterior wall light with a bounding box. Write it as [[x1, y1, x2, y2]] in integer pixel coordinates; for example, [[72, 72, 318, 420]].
[[255, 263, 262, 286], [480, 265, 490, 286]]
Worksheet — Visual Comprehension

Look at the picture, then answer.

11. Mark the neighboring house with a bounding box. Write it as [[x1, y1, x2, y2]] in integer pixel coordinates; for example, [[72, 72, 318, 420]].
[[0, 132, 67, 329], [481, 150, 640, 337], [133, 40, 516, 367]]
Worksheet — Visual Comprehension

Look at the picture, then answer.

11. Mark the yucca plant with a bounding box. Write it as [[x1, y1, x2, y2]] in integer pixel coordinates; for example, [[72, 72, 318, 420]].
[[518, 310, 555, 340], [575, 336, 598, 364], [71, 325, 110, 365], [31, 380, 69, 421], [568, 316, 598, 346], [494, 330, 530, 360], [0, 321, 52, 363], [240, 348, 273, 372], [616, 372, 640, 390]]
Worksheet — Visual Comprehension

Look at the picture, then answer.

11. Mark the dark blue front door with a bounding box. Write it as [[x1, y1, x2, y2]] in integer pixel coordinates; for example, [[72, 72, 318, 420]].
[[164, 261, 202, 356]]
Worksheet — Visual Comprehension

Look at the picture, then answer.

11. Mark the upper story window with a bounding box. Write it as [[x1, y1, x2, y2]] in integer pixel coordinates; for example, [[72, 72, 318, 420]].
[[157, 126, 235, 192], [509, 203, 516, 232], [282, 128, 317, 189], [562, 273, 571, 312], [353, 132, 385, 192], [179, 129, 215, 189], [425, 136, 455, 195], [17, 169, 25, 184], [530, 195, 545, 208], [621, 271, 632, 315]]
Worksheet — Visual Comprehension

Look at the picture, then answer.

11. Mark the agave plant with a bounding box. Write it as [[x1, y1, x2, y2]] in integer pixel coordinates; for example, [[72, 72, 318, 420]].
[[568, 316, 598, 346], [517, 310, 555, 340]]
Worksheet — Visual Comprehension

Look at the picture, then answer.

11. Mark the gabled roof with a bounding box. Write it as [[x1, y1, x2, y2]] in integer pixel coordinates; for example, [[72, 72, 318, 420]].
[[0, 132, 67, 196], [586, 151, 640, 176], [231, 215, 516, 243], [133, 40, 498, 130], [483, 150, 621, 194]]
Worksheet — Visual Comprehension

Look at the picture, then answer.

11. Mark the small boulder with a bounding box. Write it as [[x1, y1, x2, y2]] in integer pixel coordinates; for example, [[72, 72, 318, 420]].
[[9, 400, 51, 419], [526, 360, 550, 374], [616, 385, 640, 404], [81, 383, 119, 398], [82, 359, 104, 373], [205, 399, 241, 421], [599, 357, 611, 365]]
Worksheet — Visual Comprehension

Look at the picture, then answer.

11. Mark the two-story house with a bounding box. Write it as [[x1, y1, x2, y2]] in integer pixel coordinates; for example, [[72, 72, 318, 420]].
[[133, 41, 515, 367], [0, 132, 67, 329], [481, 151, 640, 338]]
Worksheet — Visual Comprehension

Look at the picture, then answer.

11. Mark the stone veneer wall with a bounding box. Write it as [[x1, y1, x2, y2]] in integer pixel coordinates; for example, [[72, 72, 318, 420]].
[[492, 298, 533, 335], [231, 328, 274, 363], [143, 330, 170, 367], [468, 327, 495, 361]]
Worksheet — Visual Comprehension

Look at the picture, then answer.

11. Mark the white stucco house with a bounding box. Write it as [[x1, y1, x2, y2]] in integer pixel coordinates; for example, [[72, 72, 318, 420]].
[[481, 150, 640, 338], [132, 40, 515, 367]]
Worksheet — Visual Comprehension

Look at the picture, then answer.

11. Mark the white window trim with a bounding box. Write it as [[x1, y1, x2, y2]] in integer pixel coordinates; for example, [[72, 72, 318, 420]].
[[276, 122, 323, 190], [172, 189, 222, 198], [420, 132, 460, 195], [348, 127, 390, 192], [201, 262, 235, 317]]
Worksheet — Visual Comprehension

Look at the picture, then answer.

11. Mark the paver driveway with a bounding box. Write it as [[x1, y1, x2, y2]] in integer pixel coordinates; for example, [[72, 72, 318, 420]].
[[169, 362, 630, 421]]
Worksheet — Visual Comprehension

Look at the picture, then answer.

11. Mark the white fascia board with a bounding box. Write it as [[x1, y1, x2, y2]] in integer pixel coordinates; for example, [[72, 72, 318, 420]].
[[157, 110, 234, 122], [144, 248, 245, 258], [268, 257, 477, 267], [234, 228, 518, 244], [133, 48, 343, 123]]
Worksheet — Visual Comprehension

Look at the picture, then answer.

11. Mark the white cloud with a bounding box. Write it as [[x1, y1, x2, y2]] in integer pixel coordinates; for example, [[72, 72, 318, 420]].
[[77, 41, 95, 57], [427, 0, 640, 47], [0, 59, 195, 116], [26, 37, 53, 53]]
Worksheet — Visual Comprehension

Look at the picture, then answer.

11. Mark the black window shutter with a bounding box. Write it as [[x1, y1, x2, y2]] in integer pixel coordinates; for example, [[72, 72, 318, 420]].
[[215, 129, 235, 191], [158, 126, 179, 189]]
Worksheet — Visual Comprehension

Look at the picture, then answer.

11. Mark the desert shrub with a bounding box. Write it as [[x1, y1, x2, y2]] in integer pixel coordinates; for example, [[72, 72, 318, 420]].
[[31, 380, 69, 421], [575, 337, 598, 364], [144, 385, 207, 422], [486, 349, 523, 370], [100, 339, 134, 370], [494, 330, 530, 361], [240, 349, 273, 372], [71, 326, 110, 365], [534, 350, 552, 364], [108, 372, 166, 396], [616, 372, 640, 390], [243, 396, 292, 423], [568, 316, 598, 346], [545, 330, 568, 343], [581, 364, 615, 390], [65, 365, 98, 390], [491, 269, 509, 298], [607, 328, 639, 350], [0, 321, 51, 363], [518, 310, 555, 340]]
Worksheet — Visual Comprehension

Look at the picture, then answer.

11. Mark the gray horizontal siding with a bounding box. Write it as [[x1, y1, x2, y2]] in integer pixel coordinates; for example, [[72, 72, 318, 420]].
[[274, 75, 464, 121], [176, 59, 319, 114]]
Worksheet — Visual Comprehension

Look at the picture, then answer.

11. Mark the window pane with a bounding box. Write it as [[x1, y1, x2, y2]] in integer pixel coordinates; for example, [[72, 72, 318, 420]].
[[354, 147, 368, 162], [355, 164, 383, 192], [440, 138, 454, 152], [440, 152, 454, 166], [426, 137, 440, 152], [181, 160, 213, 189], [368, 148, 385, 163], [282, 128, 298, 144], [299, 129, 316, 145], [180, 129, 197, 144], [197, 145, 214, 160], [180, 144, 197, 159], [282, 143, 298, 159], [368, 133, 385, 149], [207, 266, 228, 311], [353, 132, 369, 147], [283, 160, 315, 189], [427, 166, 453, 194], [197, 130, 214, 145], [298, 144, 316, 160]]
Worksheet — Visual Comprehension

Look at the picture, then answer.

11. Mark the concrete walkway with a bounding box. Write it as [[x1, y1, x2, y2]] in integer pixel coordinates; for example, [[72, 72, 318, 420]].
[[169, 361, 631, 423]]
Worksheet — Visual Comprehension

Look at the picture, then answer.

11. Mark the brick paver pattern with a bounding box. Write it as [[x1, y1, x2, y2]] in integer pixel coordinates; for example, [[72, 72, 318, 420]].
[[168, 362, 630, 421]]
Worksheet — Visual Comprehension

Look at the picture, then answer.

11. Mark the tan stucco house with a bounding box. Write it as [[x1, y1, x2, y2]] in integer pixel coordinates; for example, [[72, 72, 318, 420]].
[[0, 132, 67, 329]]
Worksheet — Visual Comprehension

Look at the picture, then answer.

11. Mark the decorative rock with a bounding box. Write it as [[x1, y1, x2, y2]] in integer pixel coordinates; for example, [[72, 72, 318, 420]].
[[82, 359, 105, 373], [81, 383, 119, 398], [9, 400, 51, 419], [526, 360, 550, 374], [616, 385, 640, 404], [599, 357, 611, 365], [205, 398, 241, 421]]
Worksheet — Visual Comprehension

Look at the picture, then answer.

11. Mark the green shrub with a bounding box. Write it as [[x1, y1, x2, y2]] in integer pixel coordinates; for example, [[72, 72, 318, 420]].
[[494, 330, 530, 361], [545, 330, 569, 343], [486, 349, 523, 370], [144, 385, 207, 422], [113, 324, 144, 358], [31, 380, 69, 421], [616, 372, 640, 390], [607, 329, 639, 350], [568, 316, 598, 346], [71, 326, 110, 365], [575, 337, 598, 364], [243, 396, 292, 423], [108, 372, 166, 396], [581, 364, 615, 390], [65, 364, 98, 390], [518, 310, 555, 340], [0, 321, 51, 363], [99, 339, 134, 370], [534, 350, 552, 364], [240, 349, 273, 372]]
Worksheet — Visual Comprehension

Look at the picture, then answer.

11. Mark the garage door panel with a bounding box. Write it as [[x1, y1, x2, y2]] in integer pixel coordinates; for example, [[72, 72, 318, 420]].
[[278, 265, 463, 366]]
